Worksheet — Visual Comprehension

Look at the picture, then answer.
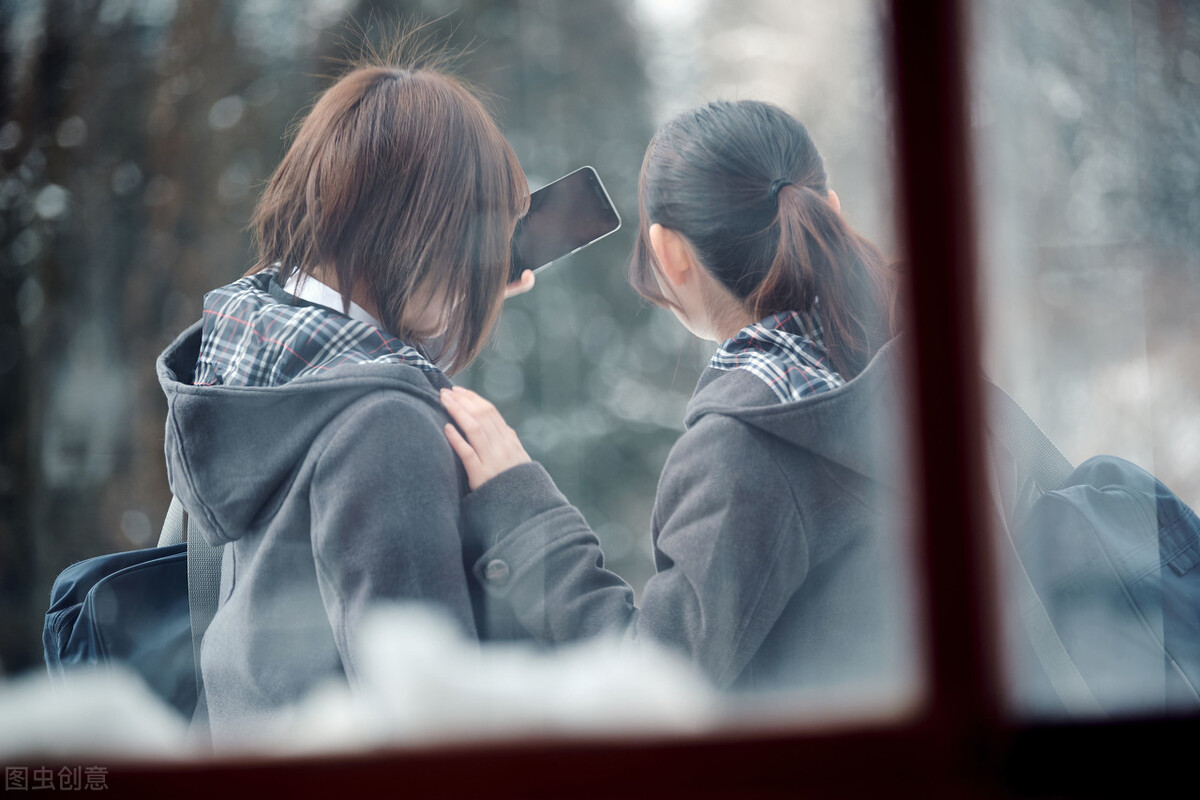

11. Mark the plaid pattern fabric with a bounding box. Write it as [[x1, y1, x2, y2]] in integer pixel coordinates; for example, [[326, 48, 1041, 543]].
[[709, 310, 844, 403], [194, 266, 440, 388]]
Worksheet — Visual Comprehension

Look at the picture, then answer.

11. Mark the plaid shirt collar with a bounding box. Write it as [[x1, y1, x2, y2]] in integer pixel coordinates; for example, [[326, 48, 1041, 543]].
[[282, 269, 383, 329], [709, 309, 845, 403], [194, 266, 441, 388]]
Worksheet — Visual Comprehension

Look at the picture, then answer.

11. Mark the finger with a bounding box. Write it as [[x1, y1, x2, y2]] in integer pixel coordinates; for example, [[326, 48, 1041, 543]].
[[443, 424, 485, 488], [443, 386, 486, 417], [440, 388, 468, 423], [441, 390, 493, 449], [450, 388, 511, 441], [503, 270, 535, 299], [442, 422, 476, 464], [451, 386, 497, 416], [457, 399, 519, 456]]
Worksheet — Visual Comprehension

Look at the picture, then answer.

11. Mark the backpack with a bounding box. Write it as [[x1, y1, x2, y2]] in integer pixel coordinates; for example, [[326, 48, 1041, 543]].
[[986, 381, 1200, 717], [42, 498, 222, 720]]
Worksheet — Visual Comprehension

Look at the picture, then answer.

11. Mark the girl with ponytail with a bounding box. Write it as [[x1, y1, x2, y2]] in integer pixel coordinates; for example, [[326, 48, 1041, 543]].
[[442, 100, 912, 695]]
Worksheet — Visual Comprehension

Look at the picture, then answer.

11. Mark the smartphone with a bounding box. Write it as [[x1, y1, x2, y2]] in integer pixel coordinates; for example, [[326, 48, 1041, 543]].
[[509, 166, 622, 282]]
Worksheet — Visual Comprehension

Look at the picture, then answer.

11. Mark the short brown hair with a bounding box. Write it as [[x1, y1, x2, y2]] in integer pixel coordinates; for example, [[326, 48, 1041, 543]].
[[250, 65, 527, 372]]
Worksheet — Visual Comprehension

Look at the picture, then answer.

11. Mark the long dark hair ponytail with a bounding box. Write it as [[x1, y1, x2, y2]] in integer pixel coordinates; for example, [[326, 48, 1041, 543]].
[[630, 100, 898, 379]]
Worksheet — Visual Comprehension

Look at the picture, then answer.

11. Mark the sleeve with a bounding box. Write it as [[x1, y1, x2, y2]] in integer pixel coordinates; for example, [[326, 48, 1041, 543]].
[[637, 415, 807, 687], [462, 414, 806, 689], [460, 461, 636, 642], [309, 392, 476, 686]]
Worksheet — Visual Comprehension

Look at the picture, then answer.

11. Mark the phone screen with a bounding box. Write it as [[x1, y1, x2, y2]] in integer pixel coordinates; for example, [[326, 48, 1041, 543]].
[[509, 166, 622, 282]]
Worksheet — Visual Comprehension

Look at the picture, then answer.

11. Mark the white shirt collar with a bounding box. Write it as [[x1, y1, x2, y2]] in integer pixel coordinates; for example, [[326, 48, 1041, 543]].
[[282, 270, 383, 330]]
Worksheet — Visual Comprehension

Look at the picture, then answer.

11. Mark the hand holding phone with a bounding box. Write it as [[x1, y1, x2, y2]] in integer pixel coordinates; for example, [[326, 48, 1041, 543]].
[[504, 268, 536, 299], [509, 166, 622, 283]]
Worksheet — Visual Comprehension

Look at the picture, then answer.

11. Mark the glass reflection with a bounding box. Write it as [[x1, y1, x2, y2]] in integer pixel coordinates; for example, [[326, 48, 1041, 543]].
[[973, 0, 1200, 718], [1, 0, 917, 757]]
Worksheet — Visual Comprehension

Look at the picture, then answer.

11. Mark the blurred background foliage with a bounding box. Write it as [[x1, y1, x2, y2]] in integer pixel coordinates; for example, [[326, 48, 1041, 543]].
[[974, 0, 1200, 512], [971, 0, 1200, 716], [3, 0, 1198, 703], [0, 0, 891, 675]]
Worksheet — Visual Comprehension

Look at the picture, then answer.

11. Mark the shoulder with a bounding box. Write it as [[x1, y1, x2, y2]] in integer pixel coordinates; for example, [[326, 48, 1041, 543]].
[[311, 387, 458, 481], [324, 386, 448, 442], [688, 367, 781, 414], [655, 411, 790, 514], [677, 407, 770, 452], [330, 383, 446, 424]]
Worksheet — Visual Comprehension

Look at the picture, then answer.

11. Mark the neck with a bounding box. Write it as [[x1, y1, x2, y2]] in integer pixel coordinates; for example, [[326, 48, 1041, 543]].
[[710, 302, 757, 342]]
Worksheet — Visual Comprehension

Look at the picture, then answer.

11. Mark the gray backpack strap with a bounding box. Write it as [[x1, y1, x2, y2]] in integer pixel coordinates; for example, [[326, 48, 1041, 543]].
[[185, 511, 223, 707], [984, 380, 1073, 491], [158, 496, 222, 729], [158, 495, 188, 547], [985, 443, 1107, 719], [983, 382, 1106, 717]]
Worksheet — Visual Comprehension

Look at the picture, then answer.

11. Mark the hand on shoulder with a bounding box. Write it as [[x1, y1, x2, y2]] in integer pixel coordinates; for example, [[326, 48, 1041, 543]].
[[440, 386, 532, 491]]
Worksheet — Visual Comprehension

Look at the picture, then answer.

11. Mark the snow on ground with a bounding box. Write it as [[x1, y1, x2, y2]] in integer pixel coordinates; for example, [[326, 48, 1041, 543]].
[[0, 667, 193, 760], [1, 603, 716, 760]]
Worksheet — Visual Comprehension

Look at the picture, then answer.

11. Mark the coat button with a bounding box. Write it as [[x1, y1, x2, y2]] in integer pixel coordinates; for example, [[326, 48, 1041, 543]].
[[484, 559, 510, 586]]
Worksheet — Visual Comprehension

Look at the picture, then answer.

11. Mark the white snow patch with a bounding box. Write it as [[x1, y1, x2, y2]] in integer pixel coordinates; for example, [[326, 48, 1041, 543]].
[[0, 667, 192, 760], [2, 604, 716, 759], [228, 604, 717, 754]]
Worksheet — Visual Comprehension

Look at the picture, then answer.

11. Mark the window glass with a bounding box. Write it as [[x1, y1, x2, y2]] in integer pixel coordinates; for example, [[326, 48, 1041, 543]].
[[1, 0, 919, 758], [972, 0, 1200, 717]]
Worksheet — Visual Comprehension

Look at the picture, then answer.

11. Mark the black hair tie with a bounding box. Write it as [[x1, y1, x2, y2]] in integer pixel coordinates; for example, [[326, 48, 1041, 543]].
[[769, 178, 793, 203]]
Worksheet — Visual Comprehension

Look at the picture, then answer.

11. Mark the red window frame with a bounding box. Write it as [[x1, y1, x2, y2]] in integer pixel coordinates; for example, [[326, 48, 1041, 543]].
[[110, 2, 1200, 796]]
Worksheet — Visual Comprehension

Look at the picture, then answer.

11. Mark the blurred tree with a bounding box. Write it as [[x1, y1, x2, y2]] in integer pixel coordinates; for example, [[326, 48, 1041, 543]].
[[0, 0, 386, 673], [0, 0, 657, 673], [1, 0, 916, 677], [975, 0, 1200, 505]]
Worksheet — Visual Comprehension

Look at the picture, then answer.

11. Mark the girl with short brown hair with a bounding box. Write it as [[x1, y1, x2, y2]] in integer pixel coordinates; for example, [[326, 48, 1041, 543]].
[[157, 61, 529, 739]]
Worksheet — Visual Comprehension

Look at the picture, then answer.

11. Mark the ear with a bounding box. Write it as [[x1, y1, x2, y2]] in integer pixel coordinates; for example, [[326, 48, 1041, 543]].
[[827, 189, 842, 214], [648, 223, 696, 288]]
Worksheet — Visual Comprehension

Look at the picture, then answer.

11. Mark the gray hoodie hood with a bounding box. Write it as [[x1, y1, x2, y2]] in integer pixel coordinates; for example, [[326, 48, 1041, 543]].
[[684, 337, 908, 489], [156, 281, 452, 546]]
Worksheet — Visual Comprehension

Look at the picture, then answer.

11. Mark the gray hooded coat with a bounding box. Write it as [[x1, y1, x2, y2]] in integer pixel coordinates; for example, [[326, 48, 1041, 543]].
[[461, 338, 915, 694], [157, 271, 513, 740]]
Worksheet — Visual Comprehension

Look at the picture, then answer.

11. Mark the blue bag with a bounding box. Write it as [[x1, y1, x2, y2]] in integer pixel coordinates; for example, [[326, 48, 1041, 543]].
[[42, 498, 220, 721], [43, 543, 196, 717], [987, 382, 1200, 717]]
